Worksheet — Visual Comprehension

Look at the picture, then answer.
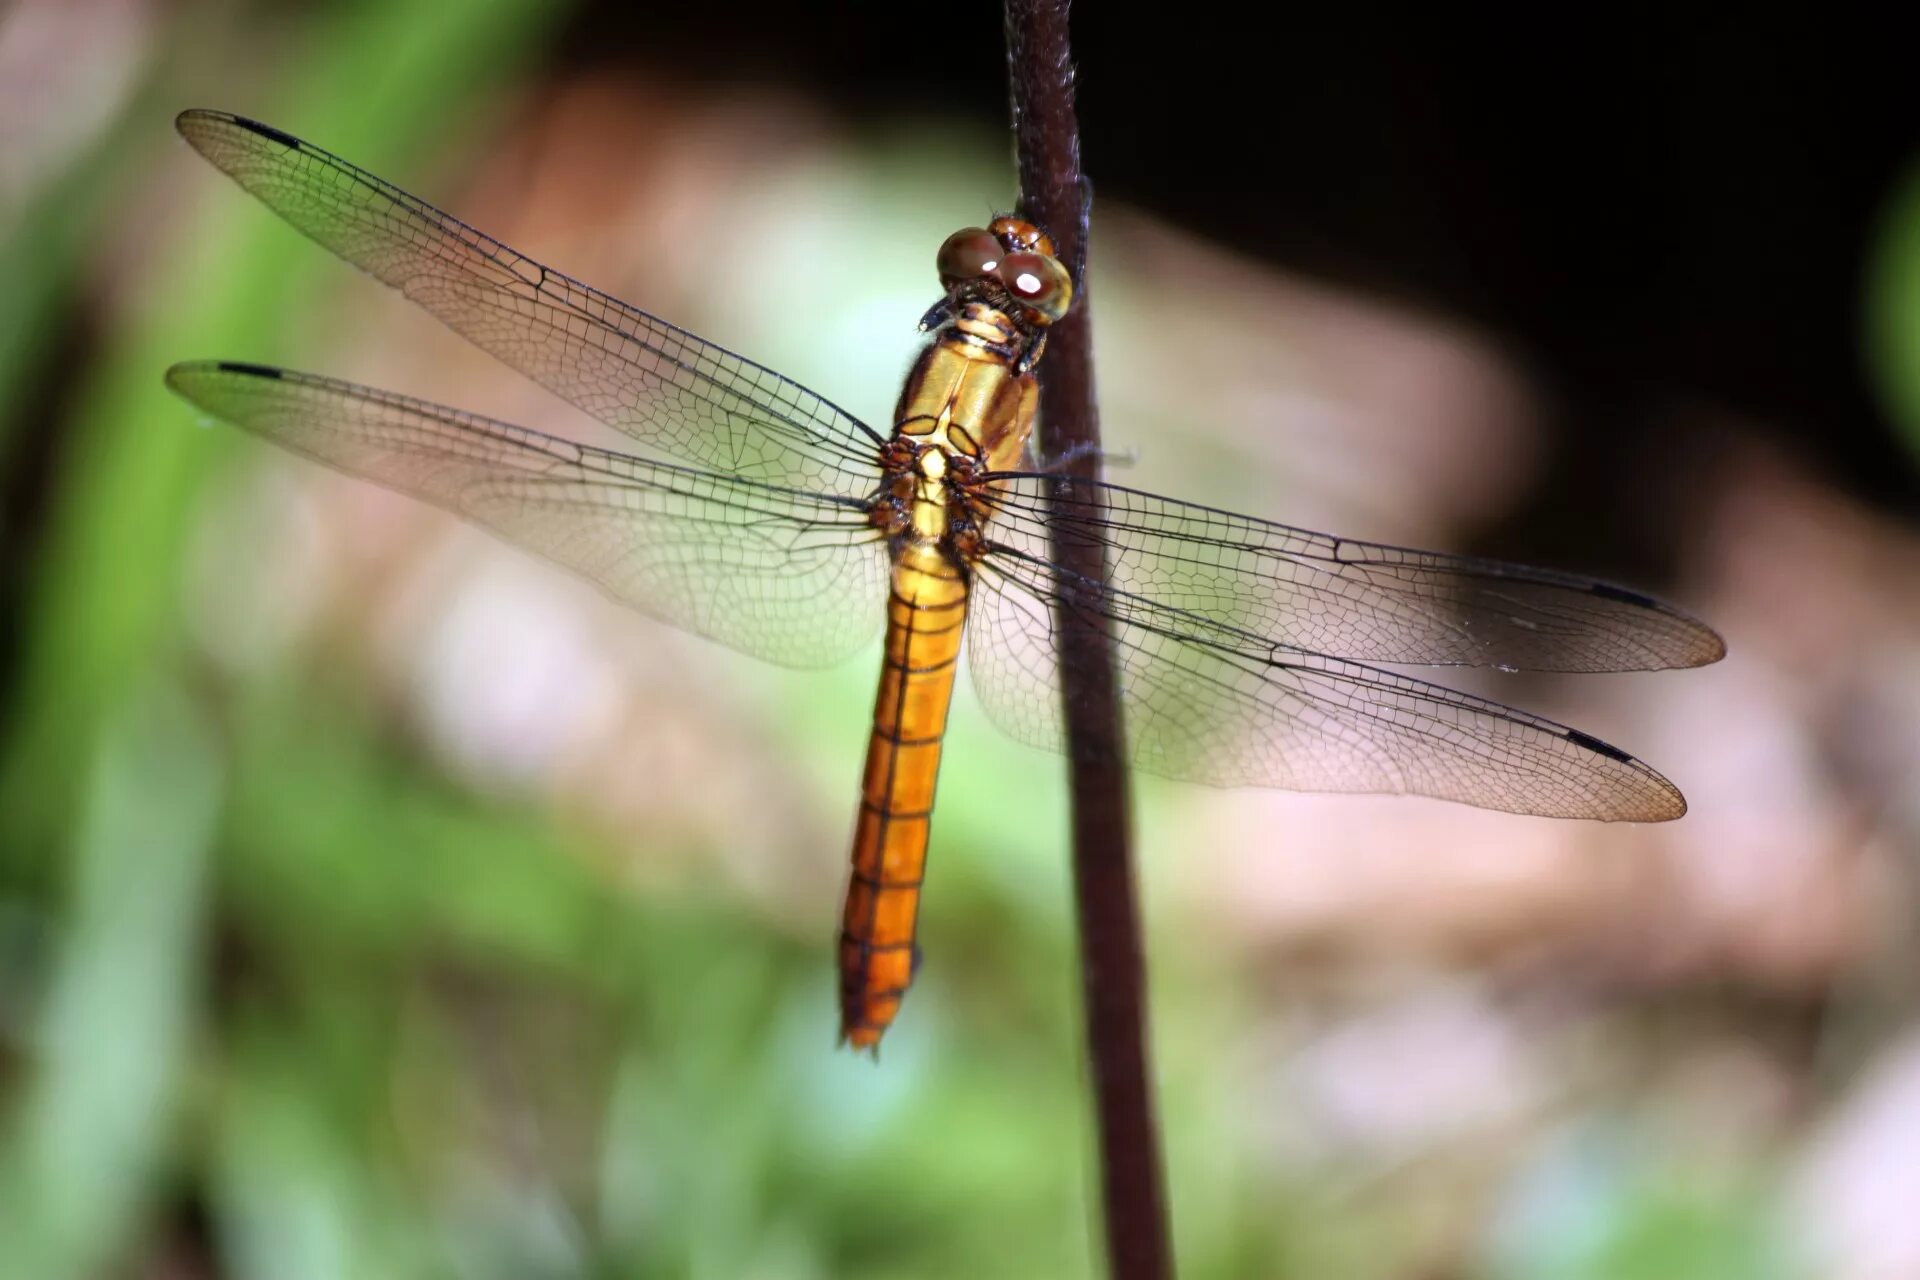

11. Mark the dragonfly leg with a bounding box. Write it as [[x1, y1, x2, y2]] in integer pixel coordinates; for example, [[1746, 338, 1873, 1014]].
[[917, 298, 954, 332], [1033, 439, 1138, 474], [1012, 329, 1048, 376], [1067, 176, 1094, 282]]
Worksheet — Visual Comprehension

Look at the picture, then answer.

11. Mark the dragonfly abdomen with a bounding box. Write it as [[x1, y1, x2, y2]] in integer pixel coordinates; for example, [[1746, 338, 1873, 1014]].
[[839, 545, 968, 1051]]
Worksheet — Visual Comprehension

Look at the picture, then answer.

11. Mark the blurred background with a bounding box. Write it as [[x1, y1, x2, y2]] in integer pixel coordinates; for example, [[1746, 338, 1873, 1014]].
[[2, 3, 1917, 1277]]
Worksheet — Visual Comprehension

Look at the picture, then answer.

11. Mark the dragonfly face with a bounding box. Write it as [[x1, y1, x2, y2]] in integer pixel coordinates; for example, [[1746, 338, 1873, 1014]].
[[165, 110, 1725, 1053]]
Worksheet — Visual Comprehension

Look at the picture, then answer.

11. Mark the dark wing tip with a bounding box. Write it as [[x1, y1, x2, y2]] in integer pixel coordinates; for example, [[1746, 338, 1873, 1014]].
[[1691, 618, 1730, 665], [162, 360, 212, 394], [163, 362, 210, 410], [1636, 784, 1689, 821], [174, 107, 231, 141], [1579, 578, 1727, 670], [1562, 727, 1689, 822], [1656, 606, 1727, 669]]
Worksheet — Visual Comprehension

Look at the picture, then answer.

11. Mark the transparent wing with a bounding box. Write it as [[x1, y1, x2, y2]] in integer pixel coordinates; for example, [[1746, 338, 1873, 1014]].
[[968, 541, 1688, 821], [175, 109, 886, 496], [168, 362, 887, 668], [977, 474, 1724, 672]]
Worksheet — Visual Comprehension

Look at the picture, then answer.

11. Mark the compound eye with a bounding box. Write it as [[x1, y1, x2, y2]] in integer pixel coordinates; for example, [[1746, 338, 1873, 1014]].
[[995, 251, 1073, 323], [989, 216, 1055, 258], [936, 227, 1002, 289]]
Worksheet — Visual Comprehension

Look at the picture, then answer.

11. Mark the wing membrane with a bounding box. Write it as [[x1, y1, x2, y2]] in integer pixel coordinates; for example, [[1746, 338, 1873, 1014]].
[[969, 542, 1687, 821], [170, 109, 1715, 816], [978, 474, 1724, 672], [175, 109, 885, 495], [168, 362, 886, 667]]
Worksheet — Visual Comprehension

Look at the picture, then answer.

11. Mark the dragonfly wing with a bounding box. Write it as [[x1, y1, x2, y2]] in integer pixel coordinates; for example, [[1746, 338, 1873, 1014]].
[[175, 109, 885, 497], [968, 540, 1687, 821], [977, 474, 1724, 672], [168, 362, 887, 668]]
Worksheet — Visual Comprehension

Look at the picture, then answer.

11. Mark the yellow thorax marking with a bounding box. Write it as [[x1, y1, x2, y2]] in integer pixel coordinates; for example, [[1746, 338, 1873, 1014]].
[[908, 441, 950, 541]]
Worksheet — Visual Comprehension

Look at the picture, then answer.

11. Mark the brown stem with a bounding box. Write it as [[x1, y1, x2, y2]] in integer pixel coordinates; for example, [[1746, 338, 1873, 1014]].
[[1002, 4, 1173, 1277]]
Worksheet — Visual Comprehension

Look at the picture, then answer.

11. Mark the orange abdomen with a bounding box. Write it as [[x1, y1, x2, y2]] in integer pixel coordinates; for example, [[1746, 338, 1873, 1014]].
[[838, 548, 967, 1050]]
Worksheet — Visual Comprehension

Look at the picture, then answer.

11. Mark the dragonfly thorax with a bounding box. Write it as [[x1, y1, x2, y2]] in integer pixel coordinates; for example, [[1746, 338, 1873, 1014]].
[[888, 318, 1039, 484]]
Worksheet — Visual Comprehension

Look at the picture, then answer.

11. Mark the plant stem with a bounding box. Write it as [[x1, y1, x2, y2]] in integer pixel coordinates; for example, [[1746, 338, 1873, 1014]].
[[1003, 4, 1174, 1277]]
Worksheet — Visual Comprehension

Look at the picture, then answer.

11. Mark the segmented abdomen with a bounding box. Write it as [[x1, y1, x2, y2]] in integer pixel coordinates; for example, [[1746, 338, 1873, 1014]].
[[838, 547, 967, 1050]]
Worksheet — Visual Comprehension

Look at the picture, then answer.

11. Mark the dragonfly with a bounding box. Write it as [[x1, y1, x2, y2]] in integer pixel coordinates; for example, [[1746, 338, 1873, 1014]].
[[165, 109, 1724, 1051]]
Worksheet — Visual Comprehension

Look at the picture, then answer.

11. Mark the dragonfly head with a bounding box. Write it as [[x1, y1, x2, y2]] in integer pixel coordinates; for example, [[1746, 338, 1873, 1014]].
[[934, 218, 1075, 329]]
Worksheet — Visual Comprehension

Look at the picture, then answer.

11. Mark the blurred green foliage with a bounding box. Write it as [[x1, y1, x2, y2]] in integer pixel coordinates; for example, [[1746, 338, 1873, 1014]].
[[0, 2, 1815, 1276], [1870, 157, 1920, 460], [0, 3, 1119, 1274]]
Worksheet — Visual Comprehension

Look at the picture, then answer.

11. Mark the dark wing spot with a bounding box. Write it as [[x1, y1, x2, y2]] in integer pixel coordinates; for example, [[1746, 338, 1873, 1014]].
[[1588, 581, 1659, 608], [228, 115, 302, 151], [1565, 728, 1633, 765], [215, 361, 284, 380]]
